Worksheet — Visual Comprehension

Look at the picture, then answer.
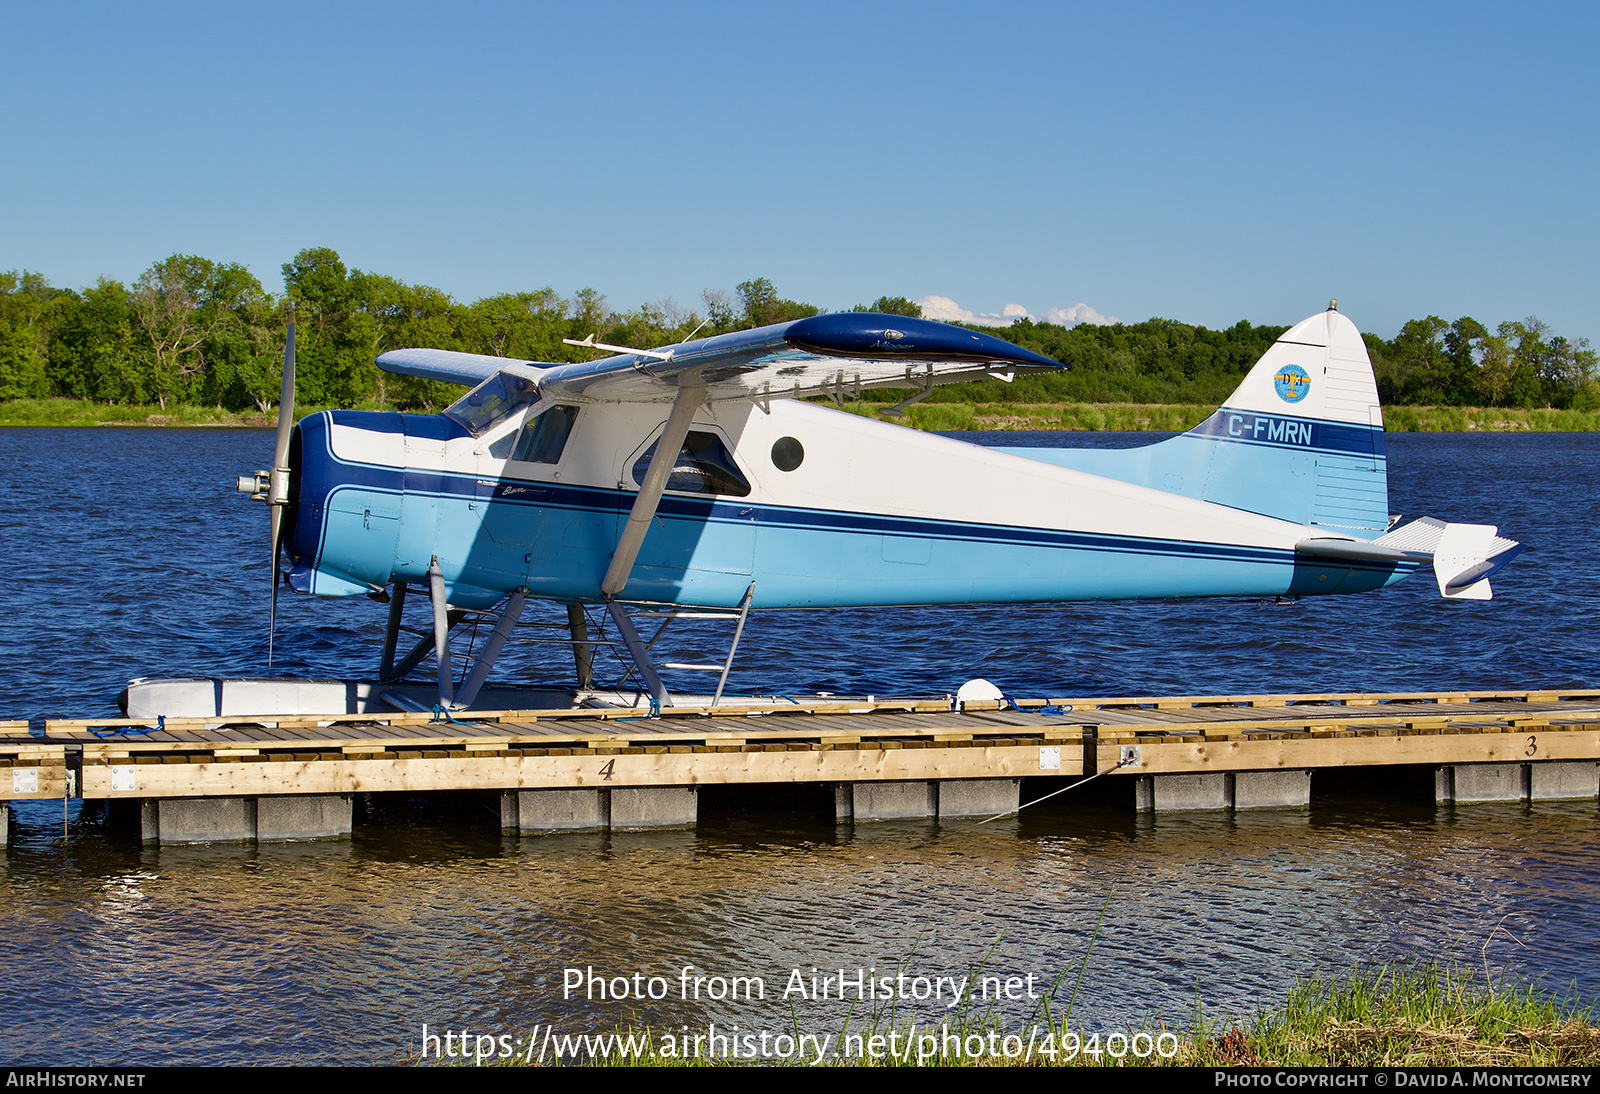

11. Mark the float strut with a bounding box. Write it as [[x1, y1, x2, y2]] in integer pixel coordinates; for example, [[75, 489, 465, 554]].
[[455, 589, 527, 710], [388, 610, 469, 682], [378, 582, 407, 680], [568, 605, 594, 689], [606, 600, 670, 709], [429, 557, 453, 707]]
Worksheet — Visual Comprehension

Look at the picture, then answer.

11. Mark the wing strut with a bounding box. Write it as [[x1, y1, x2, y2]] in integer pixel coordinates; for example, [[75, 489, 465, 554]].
[[601, 384, 707, 598], [597, 384, 706, 710]]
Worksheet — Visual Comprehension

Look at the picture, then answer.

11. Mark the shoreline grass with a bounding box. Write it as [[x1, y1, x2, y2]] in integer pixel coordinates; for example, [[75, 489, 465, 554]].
[[439, 962, 1599, 1067], [829, 400, 1600, 433], [1177, 962, 1599, 1068], [0, 397, 357, 427], [7, 396, 1599, 433]]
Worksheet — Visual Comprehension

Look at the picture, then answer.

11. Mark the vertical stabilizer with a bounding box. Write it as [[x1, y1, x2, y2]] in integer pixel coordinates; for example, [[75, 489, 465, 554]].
[[1183, 302, 1389, 533], [998, 304, 1390, 535]]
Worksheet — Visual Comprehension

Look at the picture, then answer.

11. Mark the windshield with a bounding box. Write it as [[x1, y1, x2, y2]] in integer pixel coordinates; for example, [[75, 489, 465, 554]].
[[443, 371, 541, 436]]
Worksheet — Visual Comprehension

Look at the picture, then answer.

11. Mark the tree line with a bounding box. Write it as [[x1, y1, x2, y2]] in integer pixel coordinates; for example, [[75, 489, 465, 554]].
[[2, 248, 1594, 412]]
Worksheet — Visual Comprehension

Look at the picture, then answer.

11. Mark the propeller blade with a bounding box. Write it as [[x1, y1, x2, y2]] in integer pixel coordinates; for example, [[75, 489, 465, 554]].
[[268, 318, 296, 665], [269, 505, 282, 664], [272, 319, 295, 481]]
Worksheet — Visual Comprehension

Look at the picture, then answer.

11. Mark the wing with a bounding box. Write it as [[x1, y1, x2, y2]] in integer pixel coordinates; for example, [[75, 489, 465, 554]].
[[373, 347, 553, 387], [376, 313, 1061, 403]]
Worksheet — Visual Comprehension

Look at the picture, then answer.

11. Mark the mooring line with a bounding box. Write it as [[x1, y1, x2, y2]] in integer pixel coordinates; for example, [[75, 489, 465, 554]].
[[938, 755, 1135, 839]]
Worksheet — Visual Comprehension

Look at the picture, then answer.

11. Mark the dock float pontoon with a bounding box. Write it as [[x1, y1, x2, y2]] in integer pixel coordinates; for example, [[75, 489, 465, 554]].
[[4, 688, 1598, 845]]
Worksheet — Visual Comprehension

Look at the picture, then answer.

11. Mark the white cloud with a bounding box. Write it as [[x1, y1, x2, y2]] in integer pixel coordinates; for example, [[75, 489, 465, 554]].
[[917, 295, 1034, 327], [919, 295, 1118, 328], [1041, 303, 1118, 327]]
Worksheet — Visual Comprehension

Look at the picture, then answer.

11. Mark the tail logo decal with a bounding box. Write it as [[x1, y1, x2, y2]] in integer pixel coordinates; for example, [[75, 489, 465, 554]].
[[1274, 364, 1312, 403]]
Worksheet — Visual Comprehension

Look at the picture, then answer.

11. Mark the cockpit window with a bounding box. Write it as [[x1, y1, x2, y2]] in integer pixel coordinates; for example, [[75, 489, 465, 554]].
[[631, 430, 751, 497], [443, 371, 541, 436], [488, 404, 579, 463]]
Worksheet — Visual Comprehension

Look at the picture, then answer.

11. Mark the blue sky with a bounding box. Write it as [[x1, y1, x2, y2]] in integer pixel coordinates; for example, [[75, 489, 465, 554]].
[[4, 1, 1596, 342]]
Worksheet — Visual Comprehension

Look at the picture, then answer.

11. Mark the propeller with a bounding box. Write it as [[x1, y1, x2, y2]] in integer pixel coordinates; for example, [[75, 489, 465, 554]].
[[267, 318, 296, 663], [236, 316, 296, 664]]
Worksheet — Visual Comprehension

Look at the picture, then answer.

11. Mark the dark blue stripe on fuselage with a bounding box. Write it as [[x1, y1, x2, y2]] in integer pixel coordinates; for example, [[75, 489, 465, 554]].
[[1187, 410, 1384, 457]]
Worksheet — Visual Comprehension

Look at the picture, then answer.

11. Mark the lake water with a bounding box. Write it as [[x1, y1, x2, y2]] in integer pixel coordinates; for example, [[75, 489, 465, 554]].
[[0, 427, 1596, 1065]]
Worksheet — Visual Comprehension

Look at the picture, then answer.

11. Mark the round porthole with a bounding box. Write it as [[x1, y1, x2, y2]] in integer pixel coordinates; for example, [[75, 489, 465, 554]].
[[771, 436, 804, 471]]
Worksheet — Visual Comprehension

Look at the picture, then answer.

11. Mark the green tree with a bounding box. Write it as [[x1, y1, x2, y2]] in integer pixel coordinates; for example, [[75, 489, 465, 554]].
[[128, 254, 267, 409], [735, 277, 819, 328], [853, 296, 922, 318], [1385, 315, 1448, 403], [282, 247, 373, 407], [0, 271, 66, 400], [461, 288, 568, 360]]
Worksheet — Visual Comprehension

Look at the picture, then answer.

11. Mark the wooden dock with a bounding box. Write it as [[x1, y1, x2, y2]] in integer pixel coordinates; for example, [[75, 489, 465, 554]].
[[4, 687, 1599, 844]]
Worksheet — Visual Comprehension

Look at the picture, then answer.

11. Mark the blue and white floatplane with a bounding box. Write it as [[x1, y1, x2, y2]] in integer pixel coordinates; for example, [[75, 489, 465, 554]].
[[124, 301, 1523, 718]]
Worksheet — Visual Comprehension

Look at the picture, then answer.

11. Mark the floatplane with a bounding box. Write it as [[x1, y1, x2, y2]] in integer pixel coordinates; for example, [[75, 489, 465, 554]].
[[124, 301, 1523, 718]]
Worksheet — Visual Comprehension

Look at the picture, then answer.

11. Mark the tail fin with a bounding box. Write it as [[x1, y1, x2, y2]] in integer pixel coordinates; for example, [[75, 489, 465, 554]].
[[1178, 302, 1388, 533], [1003, 303, 1390, 535]]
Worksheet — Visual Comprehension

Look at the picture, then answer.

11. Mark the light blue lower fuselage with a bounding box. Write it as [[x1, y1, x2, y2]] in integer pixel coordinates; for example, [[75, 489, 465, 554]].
[[285, 402, 1412, 611]]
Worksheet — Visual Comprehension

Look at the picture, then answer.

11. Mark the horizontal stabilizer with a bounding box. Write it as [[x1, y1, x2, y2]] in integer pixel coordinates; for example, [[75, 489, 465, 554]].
[[1295, 516, 1523, 599], [1431, 522, 1524, 600]]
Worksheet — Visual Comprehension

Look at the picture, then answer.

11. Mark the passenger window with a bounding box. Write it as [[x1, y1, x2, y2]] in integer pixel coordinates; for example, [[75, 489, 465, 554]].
[[514, 405, 578, 463], [489, 405, 579, 463], [487, 429, 516, 459], [631, 430, 751, 497]]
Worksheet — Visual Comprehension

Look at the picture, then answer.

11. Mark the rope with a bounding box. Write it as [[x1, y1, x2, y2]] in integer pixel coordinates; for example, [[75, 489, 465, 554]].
[[89, 716, 163, 739], [429, 705, 478, 727], [938, 756, 1134, 838], [617, 692, 662, 721], [1004, 696, 1073, 716]]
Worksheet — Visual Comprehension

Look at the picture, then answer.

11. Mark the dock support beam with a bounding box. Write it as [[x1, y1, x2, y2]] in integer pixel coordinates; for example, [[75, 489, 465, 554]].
[[502, 789, 607, 832], [500, 787, 697, 833], [1436, 762, 1598, 804], [1134, 771, 1312, 813], [1, 803, 8, 847], [1532, 762, 1599, 800], [139, 795, 352, 844], [833, 779, 1020, 822], [838, 781, 934, 821], [611, 787, 697, 830], [1235, 770, 1313, 810], [937, 779, 1020, 818]]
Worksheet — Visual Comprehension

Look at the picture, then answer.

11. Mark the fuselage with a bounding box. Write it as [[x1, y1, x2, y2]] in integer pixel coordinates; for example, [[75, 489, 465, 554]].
[[283, 396, 1412, 610]]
